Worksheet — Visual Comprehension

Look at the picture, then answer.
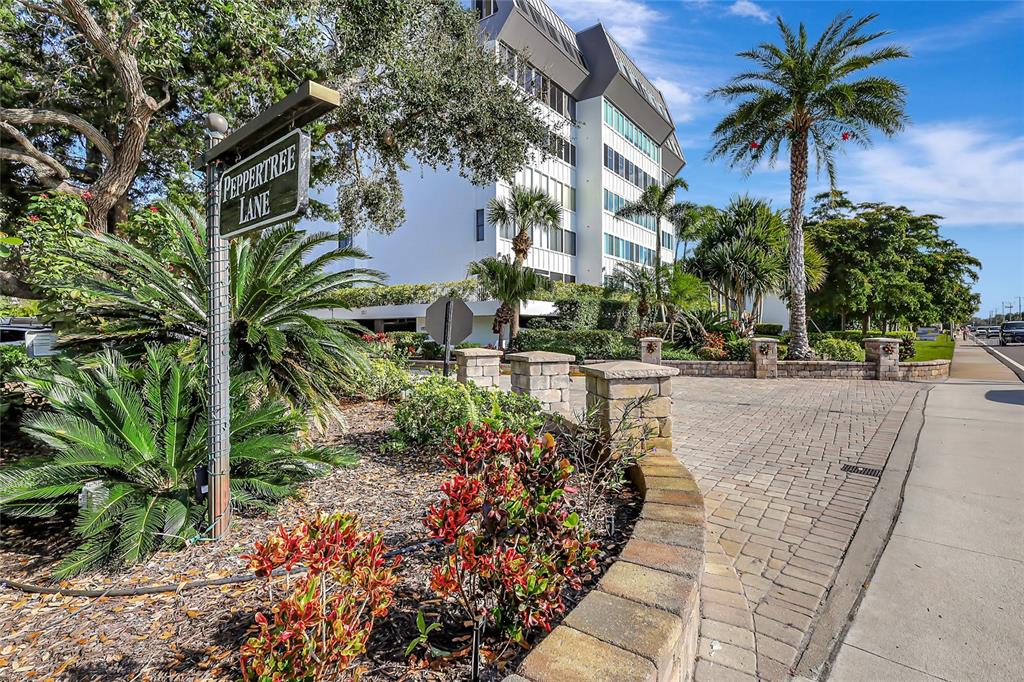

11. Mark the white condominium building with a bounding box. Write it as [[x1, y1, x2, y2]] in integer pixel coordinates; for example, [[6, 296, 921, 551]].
[[337, 0, 687, 337]]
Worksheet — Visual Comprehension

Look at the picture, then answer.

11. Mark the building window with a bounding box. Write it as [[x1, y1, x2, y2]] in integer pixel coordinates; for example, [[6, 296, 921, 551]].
[[338, 233, 353, 250], [604, 233, 655, 266], [499, 42, 577, 120], [475, 0, 498, 19], [604, 144, 656, 190], [603, 99, 660, 162], [603, 189, 656, 231], [475, 208, 485, 242]]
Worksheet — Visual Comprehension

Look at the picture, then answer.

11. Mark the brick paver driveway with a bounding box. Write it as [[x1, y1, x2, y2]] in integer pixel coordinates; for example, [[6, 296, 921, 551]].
[[670, 377, 923, 681]]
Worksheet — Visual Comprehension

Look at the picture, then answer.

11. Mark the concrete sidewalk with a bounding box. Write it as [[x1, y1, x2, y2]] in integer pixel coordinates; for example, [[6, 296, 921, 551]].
[[828, 342, 1024, 681]]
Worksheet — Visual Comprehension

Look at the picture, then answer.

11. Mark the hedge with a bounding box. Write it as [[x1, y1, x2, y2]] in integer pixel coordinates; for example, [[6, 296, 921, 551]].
[[598, 299, 639, 336], [508, 329, 633, 361], [754, 323, 783, 336], [340, 279, 481, 309], [553, 297, 599, 330]]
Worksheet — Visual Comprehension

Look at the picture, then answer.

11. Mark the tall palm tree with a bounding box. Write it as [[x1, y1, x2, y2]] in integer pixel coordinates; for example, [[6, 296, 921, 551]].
[[604, 262, 657, 321], [707, 12, 908, 358], [467, 256, 553, 346], [614, 177, 689, 320], [487, 186, 563, 266], [670, 201, 717, 262]]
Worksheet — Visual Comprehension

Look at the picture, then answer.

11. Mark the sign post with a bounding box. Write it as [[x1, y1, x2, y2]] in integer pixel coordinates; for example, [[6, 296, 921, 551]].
[[200, 81, 339, 541], [442, 300, 453, 377]]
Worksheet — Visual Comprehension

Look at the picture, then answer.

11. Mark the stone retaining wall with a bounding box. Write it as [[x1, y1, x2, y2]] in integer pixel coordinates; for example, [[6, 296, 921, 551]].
[[506, 456, 705, 682], [778, 360, 877, 379], [662, 360, 755, 378], [898, 360, 951, 381]]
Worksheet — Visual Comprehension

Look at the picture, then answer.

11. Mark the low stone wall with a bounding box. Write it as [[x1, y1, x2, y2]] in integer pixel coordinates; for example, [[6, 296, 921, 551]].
[[898, 359, 951, 381], [778, 360, 877, 379], [506, 456, 705, 682], [662, 360, 755, 378]]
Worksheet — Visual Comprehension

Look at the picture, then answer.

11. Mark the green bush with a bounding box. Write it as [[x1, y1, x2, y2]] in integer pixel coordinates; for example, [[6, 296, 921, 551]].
[[346, 358, 410, 401], [394, 374, 542, 447], [0, 345, 46, 382], [824, 330, 917, 360], [754, 323, 783, 336], [724, 338, 751, 361], [663, 347, 699, 361], [339, 279, 481, 308], [598, 299, 639, 335], [390, 331, 427, 352], [813, 338, 866, 361], [0, 346, 352, 576], [553, 297, 600, 330], [509, 328, 631, 360]]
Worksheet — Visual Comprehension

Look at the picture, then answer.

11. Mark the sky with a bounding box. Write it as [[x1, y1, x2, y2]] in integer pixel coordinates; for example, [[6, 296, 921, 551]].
[[546, 0, 1024, 320]]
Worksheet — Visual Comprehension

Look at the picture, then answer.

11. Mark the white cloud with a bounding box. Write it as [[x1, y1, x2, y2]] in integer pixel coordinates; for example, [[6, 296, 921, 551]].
[[545, 0, 661, 50], [902, 3, 1024, 54], [651, 77, 698, 123], [727, 0, 771, 23], [825, 123, 1024, 226]]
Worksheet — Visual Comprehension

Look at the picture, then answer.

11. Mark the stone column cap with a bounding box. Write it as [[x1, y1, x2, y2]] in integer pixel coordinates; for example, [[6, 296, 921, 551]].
[[638, 336, 663, 343], [506, 350, 575, 363], [452, 347, 504, 358], [863, 337, 903, 343], [750, 337, 779, 343], [581, 360, 679, 379]]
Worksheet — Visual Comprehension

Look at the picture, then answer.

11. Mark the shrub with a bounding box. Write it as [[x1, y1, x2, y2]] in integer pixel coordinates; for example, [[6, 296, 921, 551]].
[[698, 332, 727, 361], [359, 331, 411, 363], [347, 358, 410, 401], [390, 331, 428, 354], [509, 328, 630, 360], [673, 309, 731, 348], [339, 279, 480, 308], [553, 297, 599, 330], [724, 338, 751, 361], [0, 345, 46, 383], [394, 375, 542, 447], [240, 513, 399, 682], [663, 347, 699, 361], [424, 424, 597, 642], [598, 299, 639, 335], [754, 323, 783, 336], [823, 330, 917, 360], [814, 338, 866, 361], [0, 347, 352, 576]]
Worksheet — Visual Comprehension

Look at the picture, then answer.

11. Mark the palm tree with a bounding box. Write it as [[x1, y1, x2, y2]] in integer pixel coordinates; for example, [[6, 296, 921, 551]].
[[707, 12, 908, 358], [688, 197, 826, 323], [604, 262, 657, 322], [59, 204, 380, 424], [0, 346, 350, 576], [487, 186, 563, 266], [614, 177, 689, 320], [670, 201, 717, 262], [467, 256, 553, 346]]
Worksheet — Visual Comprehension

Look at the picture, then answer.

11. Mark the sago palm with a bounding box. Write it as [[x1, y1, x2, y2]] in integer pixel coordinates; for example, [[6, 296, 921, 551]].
[[467, 256, 553, 345], [614, 177, 689, 320], [58, 204, 380, 423], [0, 346, 351, 576], [487, 186, 563, 265], [707, 12, 908, 357]]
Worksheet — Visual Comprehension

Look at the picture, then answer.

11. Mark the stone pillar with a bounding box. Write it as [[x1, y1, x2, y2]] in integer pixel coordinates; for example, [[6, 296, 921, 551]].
[[864, 338, 902, 381], [639, 337, 663, 365], [454, 347, 503, 388], [506, 351, 573, 417], [581, 361, 678, 457], [750, 337, 778, 379]]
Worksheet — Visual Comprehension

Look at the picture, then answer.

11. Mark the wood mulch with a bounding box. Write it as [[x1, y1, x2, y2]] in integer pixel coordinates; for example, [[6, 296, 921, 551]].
[[0, 400, 639, 681]]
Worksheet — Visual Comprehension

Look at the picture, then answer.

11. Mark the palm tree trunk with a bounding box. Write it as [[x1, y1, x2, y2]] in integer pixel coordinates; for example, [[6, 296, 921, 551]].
[[654, 222, 665, 322], [785, 133, 812, 359], [512, 226, 530, 266], [511, 301, 521, 339]]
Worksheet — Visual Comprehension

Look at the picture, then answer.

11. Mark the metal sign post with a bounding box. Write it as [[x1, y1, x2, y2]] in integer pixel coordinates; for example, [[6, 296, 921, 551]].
[[204, 114, 232, 540], [199, 81, 339, 542], [442, 299, 453, 377]]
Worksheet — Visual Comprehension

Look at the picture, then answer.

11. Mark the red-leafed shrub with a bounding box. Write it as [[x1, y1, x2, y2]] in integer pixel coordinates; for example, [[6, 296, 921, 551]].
[[239, 513, 399, 682], [424, 423, 598, 642], [698, 331, 727, 360]]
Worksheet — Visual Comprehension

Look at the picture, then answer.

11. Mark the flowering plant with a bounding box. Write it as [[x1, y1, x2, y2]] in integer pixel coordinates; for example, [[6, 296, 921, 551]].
[[698, 332, 727, 361], [424, 423, 597, 642], [240, 513, 400, 681], [359, 331, 411, 363]]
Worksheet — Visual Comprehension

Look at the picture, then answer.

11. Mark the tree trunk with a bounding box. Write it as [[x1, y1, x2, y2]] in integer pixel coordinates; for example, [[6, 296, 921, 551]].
[[86, 114, 152, 232], [785, 133, 812, 359], [862, 312, 870, 334], [840, 310, 847, 331], [510, 300, 521, 339], [511, 226, 531, 266], [654, 220, 664, 322]]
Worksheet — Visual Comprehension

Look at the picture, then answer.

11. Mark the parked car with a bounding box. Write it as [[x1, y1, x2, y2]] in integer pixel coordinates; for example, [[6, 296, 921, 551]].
[[999, 321, 1024, 345], [986, 326, 1001, 338]]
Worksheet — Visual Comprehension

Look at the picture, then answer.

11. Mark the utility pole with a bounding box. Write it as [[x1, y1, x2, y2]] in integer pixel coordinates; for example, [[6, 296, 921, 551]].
[[204, 112, 232, 540]]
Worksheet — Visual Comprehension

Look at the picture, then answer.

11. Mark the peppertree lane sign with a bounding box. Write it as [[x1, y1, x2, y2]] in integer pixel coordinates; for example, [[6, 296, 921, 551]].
[[219, 128, 310, 238]]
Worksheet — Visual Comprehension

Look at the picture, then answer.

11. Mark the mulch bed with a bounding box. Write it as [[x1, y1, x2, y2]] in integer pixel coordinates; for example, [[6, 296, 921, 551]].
[[0, 400, 639, 681]]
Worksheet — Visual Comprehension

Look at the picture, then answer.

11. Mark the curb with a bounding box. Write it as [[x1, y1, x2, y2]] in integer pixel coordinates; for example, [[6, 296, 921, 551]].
[[793, 387, 931, 679]]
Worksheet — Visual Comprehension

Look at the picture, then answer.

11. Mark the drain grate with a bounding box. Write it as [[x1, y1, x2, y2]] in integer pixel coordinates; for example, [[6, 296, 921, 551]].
[[842, 464, 883, 478]]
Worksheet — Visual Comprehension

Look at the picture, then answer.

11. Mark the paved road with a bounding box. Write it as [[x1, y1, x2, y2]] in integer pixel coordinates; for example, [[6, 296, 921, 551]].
[[667, 378, 923, 681], [829, 339, 1024, 682]]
